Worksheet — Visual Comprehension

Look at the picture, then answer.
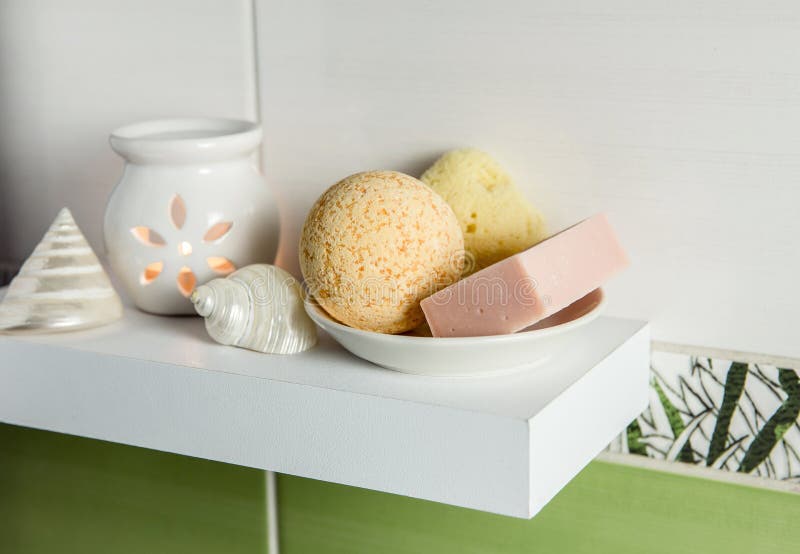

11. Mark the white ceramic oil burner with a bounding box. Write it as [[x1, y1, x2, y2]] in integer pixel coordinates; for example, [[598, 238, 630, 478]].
[[104, 118, 279, 314]]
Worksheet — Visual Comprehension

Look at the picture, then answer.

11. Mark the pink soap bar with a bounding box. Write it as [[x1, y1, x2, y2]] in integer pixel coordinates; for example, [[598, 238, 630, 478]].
[[420, 214, 628, 337]]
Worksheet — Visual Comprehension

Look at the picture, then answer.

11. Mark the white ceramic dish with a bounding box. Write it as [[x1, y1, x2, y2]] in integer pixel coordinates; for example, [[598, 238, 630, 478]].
[[304, 289, 606, 376]]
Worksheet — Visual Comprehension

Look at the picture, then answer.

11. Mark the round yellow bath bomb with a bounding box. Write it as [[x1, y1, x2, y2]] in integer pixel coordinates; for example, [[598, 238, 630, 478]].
[[300, 170, 464, 334], [421, 149, 546, 272]]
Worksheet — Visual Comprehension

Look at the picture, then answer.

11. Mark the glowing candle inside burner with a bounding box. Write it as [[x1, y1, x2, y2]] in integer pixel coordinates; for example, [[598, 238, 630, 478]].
[[178, 241, 193, 256]]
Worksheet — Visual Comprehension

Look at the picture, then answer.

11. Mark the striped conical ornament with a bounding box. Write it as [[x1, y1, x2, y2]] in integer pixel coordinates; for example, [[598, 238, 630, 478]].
[[0, 208, 122, 333]]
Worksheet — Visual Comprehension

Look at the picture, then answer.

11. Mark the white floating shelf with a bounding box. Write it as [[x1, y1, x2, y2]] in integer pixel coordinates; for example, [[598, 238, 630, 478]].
[[0, 293, 649, 518]]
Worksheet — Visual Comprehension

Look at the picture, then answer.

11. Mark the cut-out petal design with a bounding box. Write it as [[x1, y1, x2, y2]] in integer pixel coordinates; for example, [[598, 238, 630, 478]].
[[207, 256, 236, 275], [203, 221, 233, 243], [170, 194, 186, 230], [176, 266, 196, 297], [130, 227, 166, 247], [140, 261, 164, 285]]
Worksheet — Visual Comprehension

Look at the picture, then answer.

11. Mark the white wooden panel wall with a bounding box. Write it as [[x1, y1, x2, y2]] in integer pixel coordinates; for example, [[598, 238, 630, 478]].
[[0, 2, 796, 360], [0, 0, 257, 262], [257, 0, 800, 359]]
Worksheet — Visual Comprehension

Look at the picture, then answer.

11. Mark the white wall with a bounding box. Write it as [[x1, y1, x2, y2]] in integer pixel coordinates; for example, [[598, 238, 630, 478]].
[[1, 1, 798, 359], [0, 0, 258, 261], [256, 0, 800, 360]]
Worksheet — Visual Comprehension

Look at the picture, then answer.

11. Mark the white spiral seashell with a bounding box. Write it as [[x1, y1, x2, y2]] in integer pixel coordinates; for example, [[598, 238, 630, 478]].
[[191, 264, 317, 355], [0, 208, 123, 333]]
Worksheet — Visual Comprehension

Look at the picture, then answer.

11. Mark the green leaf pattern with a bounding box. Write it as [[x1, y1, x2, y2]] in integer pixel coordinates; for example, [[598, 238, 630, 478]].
[[609, 352, 800, 482], [706, 362, 747, 466]]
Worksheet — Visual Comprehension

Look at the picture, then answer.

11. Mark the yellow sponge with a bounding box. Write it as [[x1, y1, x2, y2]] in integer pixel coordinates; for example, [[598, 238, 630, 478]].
[[420, 149, 546, 272]]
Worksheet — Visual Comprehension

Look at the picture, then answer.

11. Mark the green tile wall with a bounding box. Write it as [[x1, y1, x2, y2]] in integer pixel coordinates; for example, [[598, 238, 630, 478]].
[[0, 423, 267, 554], [277, 462, 800, 554], [4, 422, 799, 554]]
